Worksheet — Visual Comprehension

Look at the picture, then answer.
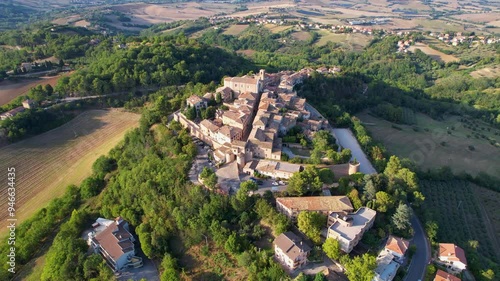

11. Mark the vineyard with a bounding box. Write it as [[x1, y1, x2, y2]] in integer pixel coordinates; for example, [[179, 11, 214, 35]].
[[0, 109, 140, 236], [420, 180, 500, 264]]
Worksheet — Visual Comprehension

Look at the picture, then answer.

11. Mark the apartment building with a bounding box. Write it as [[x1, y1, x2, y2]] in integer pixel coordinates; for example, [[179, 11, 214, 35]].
[[327, 207, 376, 253]]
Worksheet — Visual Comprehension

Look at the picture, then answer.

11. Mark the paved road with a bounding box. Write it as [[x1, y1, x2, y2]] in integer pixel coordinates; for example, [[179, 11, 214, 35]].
[[331, 128, 376, 174], [404, 214, 431, 281]]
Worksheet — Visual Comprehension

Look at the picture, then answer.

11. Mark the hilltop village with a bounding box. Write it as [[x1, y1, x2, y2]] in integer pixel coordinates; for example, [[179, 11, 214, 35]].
[[174, 67, 339, 179]]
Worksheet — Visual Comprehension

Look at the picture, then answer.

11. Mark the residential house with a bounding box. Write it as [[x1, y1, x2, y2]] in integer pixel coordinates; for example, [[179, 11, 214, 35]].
[[384, 235, 410, 262], [186, 95, 207, 111], [276, 196, 353, 220], [274, 231, 311, 270], [20, 62, 32, 72], [373, 251, 400, 281], [434, 269, 461, 281], [327, 207, 376, 253], [87, 217, 142, 271], [438, 243, 467, 272], [215, 86, 234, 102], [22, 99, 35, 109], [0, 106, 25, 120]]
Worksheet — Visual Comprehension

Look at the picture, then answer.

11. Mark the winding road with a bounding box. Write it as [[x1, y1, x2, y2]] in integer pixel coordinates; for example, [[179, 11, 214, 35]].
[[404, 214, 431, 281]]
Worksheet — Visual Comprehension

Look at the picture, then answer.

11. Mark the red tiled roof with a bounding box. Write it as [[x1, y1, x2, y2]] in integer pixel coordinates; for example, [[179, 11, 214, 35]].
[[385, 235, 410, 255], [439, 243, 467, 266], [434, 269, 461, 281]]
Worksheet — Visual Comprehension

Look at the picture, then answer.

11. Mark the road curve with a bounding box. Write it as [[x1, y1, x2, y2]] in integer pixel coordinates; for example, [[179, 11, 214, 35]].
[[405, 214, 431, 281]]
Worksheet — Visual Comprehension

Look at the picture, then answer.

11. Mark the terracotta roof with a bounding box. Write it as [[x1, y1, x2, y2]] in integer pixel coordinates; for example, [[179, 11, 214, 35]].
[[239, 91, 257, 100], [223, 110, 247, 124], [187, 95, 204, 104], [200, 119, 220, 132], [439, 243, 467, 266], [228, 76, 260, 85], [276, 196, 353, 213], [93, 217, 134, 262], [385, 235, 410, 255], [274, 231, 311, 261], [217, 125, 242, 139], [434, 270, 461, 281]]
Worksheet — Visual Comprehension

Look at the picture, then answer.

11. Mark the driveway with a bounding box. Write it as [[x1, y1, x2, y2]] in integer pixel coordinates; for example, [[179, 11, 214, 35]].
[[216, 161, 240, 193], [117, 249, 159, 281], [404, 214, 431, 281], [188, 142, 213, 184], [239, 173, 288, 194], [331, 128, 376, 174]]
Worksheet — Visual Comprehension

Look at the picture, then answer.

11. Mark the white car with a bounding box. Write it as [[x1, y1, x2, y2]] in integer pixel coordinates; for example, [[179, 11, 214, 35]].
[[272, 181, 279, 186], [278, 181, 286, 185]]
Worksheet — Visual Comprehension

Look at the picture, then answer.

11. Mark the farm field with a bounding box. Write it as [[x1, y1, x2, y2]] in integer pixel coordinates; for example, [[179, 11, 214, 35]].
[[452, 12, 500, 24], [0, 109, 140, 237], [420, 180, 500, 264], [357, 112, 500, 178], [264, 23, 292, 34], [223, 24, 249, 36], [292, 31, 311, 41], [470, 66, 500, 78], [408, 42, 459, 63], [315, 30, 371, 51], [0, 72, 70, 106]]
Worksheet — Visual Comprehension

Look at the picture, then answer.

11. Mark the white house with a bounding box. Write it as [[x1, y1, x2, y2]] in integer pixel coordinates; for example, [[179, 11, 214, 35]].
[[327, 207, 376, 253], [438, 243, 467, 272], [384, 235, 409, 262], [88, 217, 142, 271], [274, 231, 311, 270]]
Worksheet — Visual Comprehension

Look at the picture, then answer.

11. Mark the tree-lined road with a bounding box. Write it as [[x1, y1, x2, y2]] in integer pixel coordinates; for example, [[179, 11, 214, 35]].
[[405, 214, 431, 281]]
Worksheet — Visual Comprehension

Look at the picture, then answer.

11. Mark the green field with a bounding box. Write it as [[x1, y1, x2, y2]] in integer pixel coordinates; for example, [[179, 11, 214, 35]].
[[358, 112, 500, 178], [421, 180, 500, 265], [0, 110, 140, 237]]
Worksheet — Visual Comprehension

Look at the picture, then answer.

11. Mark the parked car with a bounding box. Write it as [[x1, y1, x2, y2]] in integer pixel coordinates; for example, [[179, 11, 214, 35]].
[[278, 181, 286, 185], [272, 181, 279, 186], [257, 180, 264, 185], [249, 177, 257, 182]]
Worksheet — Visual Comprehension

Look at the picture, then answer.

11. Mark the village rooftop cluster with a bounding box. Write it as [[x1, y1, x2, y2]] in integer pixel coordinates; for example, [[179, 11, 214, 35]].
[[174, 67, 337, 178]]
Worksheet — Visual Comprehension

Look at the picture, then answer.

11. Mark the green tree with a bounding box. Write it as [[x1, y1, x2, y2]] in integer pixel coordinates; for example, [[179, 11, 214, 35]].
[[425, 220, 438, 243], [297, 211, 326, 244], [215, 92, 222, 103], [319, 168, 335, 184], [287, 166, 323, 196], [184, 105, 196, 120], [160, 254, 179, 281], [322, 238, 342, 260], [240, 180, 258, 191], [375, 191, 394, 213], [342, 253, 377, 281], [80, 176, 104, 199], [92, 155, 115, 179], [392, 203, 412, 233], [225, 232, 242, 254]]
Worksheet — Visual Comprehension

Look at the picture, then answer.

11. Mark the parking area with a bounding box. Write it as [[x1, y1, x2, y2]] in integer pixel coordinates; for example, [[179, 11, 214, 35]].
[[240, 173, 288, 194], [188, 137, 215, 184]]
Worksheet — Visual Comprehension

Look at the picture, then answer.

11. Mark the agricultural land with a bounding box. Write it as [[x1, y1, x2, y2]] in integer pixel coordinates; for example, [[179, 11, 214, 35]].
[[0, 109, 140, 237], [0, 73, 70, 106], [358, 111, 500, 179], [420, 180, 500, 266]]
